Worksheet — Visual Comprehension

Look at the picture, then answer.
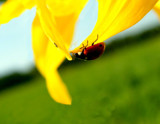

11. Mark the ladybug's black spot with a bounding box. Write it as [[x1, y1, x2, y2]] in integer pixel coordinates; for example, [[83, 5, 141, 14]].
[[99, 44, 103, 47]]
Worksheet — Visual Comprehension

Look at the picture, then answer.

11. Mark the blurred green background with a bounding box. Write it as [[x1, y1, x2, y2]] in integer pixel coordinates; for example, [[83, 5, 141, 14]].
[[0, 26, 160, 124], [0, 0, 160, 123]]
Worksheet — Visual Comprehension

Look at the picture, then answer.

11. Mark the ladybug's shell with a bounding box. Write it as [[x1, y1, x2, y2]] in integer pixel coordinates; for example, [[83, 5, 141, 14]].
[[83, 42, 105, 60]]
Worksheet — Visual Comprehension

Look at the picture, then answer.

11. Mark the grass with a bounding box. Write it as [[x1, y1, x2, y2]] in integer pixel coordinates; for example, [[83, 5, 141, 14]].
[[0, 35, 160, 124]]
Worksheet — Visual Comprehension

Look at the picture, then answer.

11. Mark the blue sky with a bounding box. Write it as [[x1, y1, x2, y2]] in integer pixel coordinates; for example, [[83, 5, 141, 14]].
[[0, 0, 159, 77]]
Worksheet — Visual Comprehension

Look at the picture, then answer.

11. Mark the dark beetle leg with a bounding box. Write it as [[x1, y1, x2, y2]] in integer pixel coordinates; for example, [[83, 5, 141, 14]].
[[86, 40, 88, 48], [80, 40, 88, 49], [80, 44, 85, 49]]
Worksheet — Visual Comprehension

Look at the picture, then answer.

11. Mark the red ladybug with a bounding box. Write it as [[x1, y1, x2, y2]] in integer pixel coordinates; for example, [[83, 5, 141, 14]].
[[74, 35, 105, 60]]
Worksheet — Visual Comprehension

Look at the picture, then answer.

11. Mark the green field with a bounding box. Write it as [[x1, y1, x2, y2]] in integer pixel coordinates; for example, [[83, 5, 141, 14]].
[[0, 35, 160, 124]]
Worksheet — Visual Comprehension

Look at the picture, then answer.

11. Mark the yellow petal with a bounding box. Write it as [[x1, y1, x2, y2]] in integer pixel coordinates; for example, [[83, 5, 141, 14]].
[[71, 0, 158, 53], [33, 0, 88, 104], [46, 0, 88, 16], [36, 0, 88, 60], [32, 14, 48, 77], [47, 0, 88, 48], [0, 0, 25, 24], [45, 41, 71, 105], [0, 0, 35, 24], [36, 0, 72, 60], [46, 70, 71, 105], [45, 41, 65, 70], [32, 14, 71, 105], [54, 14, 78, 48], [21, 0, 35, 9], [154, 0, 160, 18]]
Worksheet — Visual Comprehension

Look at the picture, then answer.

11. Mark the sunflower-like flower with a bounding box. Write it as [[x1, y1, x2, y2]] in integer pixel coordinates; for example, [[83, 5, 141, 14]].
[[0, 0, 159, 105]]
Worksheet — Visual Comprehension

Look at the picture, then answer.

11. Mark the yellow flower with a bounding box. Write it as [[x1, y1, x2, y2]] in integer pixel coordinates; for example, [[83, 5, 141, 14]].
[[0, 0, 159, 105]]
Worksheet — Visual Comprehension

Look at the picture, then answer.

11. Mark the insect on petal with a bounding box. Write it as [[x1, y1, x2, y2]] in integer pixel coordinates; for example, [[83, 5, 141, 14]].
[[71, 0, 158, 53]]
